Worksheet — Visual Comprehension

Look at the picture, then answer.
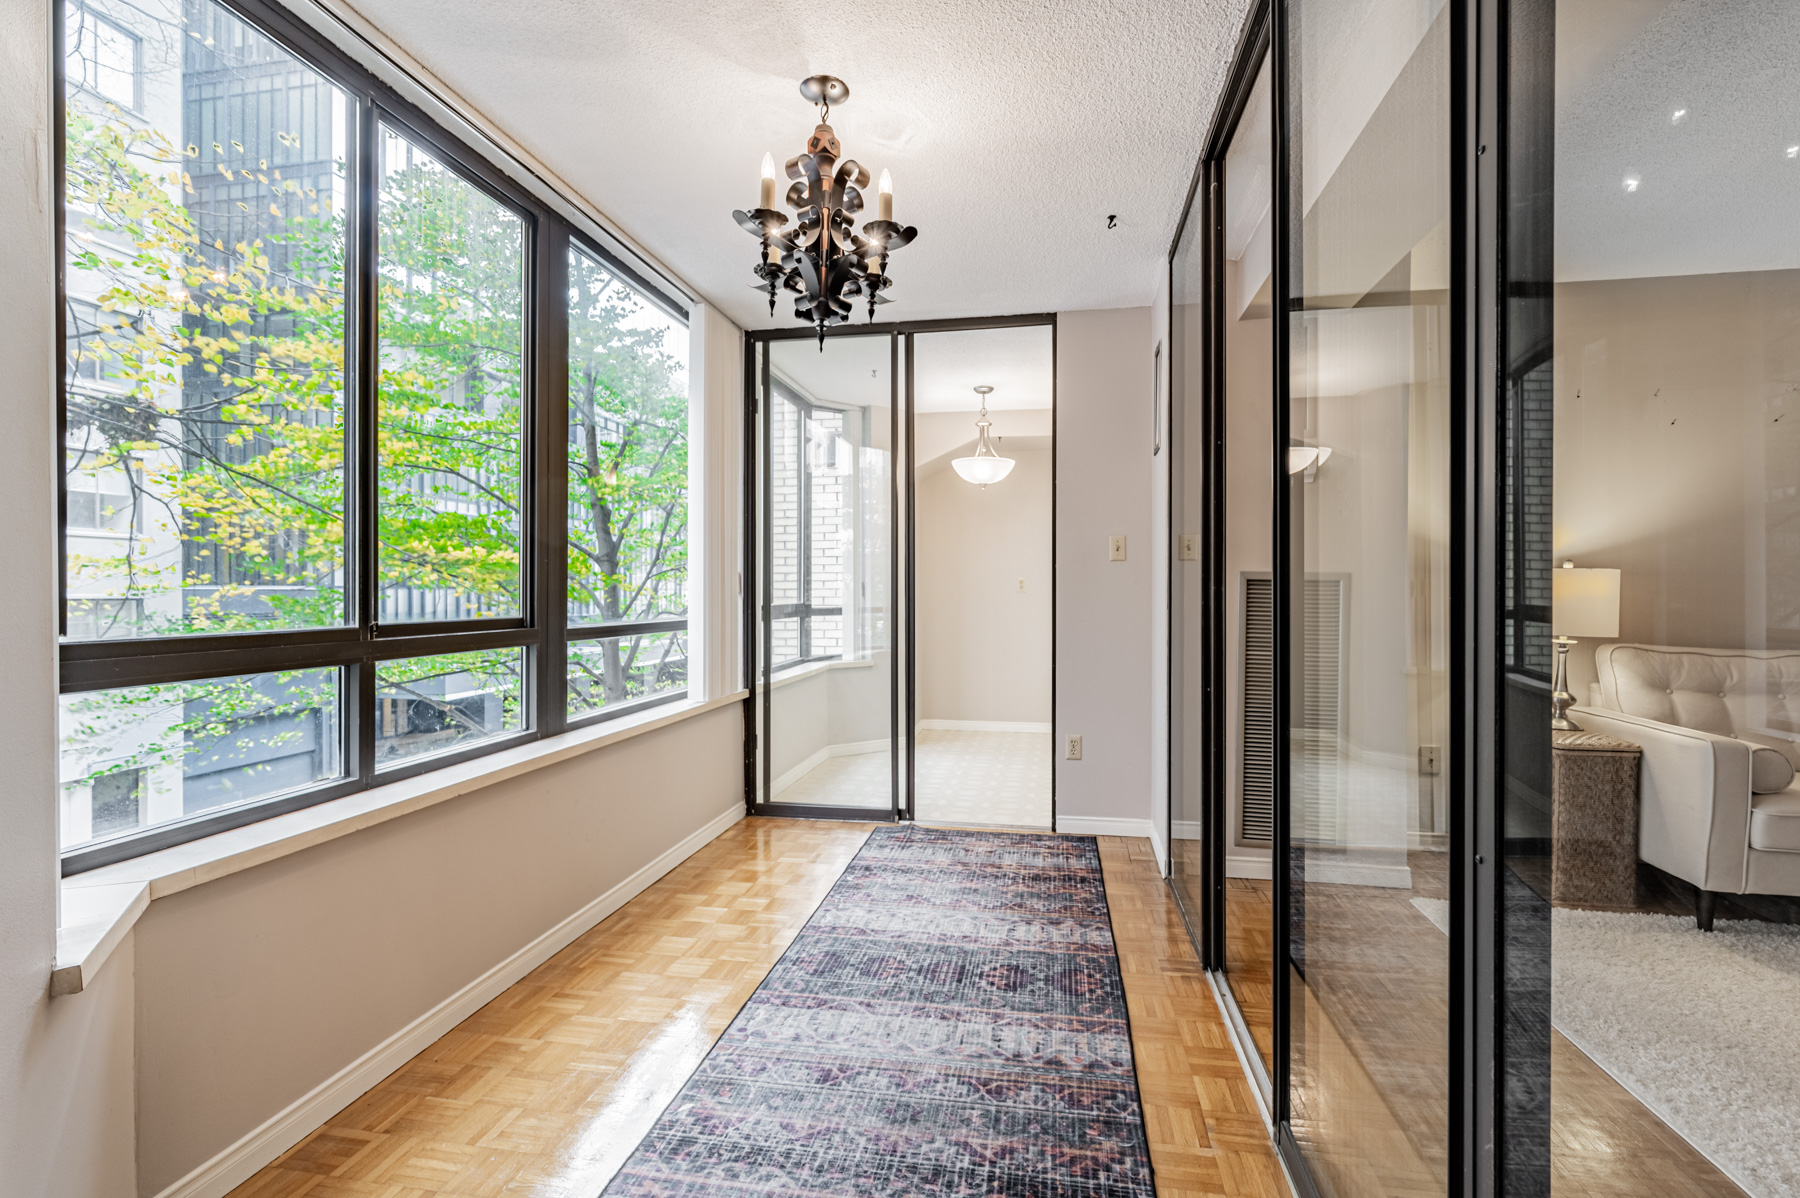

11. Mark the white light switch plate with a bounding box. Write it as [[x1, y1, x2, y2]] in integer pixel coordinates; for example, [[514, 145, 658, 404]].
[[1108, 535, 1127, 562], [1179, 534, 1197, 561]]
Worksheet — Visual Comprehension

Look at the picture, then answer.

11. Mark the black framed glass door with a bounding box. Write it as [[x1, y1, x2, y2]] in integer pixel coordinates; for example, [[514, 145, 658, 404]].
[[748, 332, 904, 819], [1275, 0, 1455, 1191]]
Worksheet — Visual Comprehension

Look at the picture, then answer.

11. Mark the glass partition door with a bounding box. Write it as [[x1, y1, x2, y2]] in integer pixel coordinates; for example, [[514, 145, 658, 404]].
[[751, 334, 901, 817], [1280, 0, 1452, 1192]]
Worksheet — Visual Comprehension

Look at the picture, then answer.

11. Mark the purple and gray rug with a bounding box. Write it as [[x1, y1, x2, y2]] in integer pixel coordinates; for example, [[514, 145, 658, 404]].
[[600, 824, 1156, 1197]]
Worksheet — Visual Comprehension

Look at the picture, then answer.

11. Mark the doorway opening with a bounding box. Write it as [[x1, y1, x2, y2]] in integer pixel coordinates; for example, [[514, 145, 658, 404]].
[[911, 325, 1055, 830], [744, 318, 1056, 824]]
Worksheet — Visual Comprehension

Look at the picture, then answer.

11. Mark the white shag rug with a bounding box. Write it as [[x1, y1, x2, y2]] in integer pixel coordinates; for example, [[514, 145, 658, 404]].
[[1554, 908, 1800, 1197]]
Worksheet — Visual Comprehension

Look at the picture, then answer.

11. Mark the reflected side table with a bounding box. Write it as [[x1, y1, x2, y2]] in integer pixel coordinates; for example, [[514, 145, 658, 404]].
[[1550, 730, 1642, 908]]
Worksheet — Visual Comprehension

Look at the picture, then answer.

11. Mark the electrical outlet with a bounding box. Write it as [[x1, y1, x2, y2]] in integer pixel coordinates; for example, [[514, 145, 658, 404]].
[[1108, 534, 1127, 562], [1065, 734, 1083, 761], [1178, 534, 1197, 561], [1419, 745, 1442, 776], [1017, 578, 1027, 592]]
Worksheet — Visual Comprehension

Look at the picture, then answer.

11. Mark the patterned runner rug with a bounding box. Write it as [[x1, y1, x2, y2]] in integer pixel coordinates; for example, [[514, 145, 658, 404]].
[[600, 824, 1156, 1197]]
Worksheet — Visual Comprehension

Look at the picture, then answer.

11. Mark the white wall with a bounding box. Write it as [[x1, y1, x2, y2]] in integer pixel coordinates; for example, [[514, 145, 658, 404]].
[[915, 447, 1052, 726], [767, 659, 891, 792], [1055, 307, 1155, 827], [0, 0, 131, 1192], [914, 408, 1052, 469], [690, 303, 743, 701]]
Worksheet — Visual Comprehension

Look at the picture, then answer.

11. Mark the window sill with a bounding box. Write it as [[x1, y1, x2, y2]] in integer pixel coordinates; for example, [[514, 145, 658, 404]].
[[51, 689, 747, 997], [769, 657, 876, 690]]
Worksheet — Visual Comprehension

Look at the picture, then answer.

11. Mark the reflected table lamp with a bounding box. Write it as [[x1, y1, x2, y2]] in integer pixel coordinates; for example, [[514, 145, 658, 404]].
[[1551, 563, 1621, 731]]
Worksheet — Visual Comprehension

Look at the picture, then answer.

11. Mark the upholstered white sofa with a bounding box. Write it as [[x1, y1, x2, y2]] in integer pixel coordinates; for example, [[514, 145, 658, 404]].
[[1571, 643, 1800, 929]]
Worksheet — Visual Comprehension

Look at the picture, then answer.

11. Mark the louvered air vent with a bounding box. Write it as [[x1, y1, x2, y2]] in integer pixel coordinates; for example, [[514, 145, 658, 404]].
[[1241, 576, 1275, 843], [1239, 574, 1346, 846]]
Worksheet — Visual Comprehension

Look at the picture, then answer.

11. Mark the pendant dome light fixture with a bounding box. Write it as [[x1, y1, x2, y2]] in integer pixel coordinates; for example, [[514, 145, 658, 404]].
[[952, 386, 1016, 488]]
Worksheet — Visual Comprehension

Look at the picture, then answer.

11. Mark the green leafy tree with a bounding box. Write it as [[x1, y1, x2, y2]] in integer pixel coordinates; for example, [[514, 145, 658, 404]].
[[61, 101, 687, 820], [567, 252, 689, 708]]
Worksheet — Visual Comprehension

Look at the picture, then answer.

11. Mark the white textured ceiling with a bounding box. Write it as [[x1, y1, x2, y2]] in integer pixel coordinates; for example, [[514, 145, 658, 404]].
[[342, 0, 1247, 328], [1558, 0, 1800, 280], [770, 334, 890, 409], [913, 326, 1052, 412]]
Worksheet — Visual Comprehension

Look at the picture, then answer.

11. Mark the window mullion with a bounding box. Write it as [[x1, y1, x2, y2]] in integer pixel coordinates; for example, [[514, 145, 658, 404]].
[[537, 222, 570, 739], [353, 98, 380, 784]]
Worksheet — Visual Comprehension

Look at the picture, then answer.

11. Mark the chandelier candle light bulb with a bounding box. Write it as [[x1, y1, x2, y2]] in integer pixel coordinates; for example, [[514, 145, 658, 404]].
[[760, 152, 776, 210], [878, 169, 893, 221]]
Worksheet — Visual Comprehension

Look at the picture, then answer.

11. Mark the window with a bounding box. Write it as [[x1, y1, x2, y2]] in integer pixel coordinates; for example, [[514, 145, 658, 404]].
[[378, 128, 525, 624], [565, 244, 690, 720], [63, 0, 349, 640], [60, 669, 343, 852], [57, 0, 691, 871], [768, 379, 860, 670], [375, 649, 524, 766], [65, 2, 137, 109]]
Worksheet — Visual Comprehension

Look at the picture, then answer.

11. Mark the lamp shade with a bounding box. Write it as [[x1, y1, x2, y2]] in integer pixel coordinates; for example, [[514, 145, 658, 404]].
[[952, 455, 1015, 486], [1552, 567, 1620, 638]]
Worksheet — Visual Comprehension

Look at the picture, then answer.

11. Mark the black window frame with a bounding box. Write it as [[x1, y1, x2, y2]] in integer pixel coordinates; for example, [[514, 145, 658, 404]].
[[561, 233, 694, 729], [764, 376, 849, 673], [54, 0, 691, 875]]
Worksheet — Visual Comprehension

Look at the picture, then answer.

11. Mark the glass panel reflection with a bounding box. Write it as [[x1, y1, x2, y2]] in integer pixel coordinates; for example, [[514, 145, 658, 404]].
[[1503, 3, 1800, 1192], [1285, 0, 1451, 1191]]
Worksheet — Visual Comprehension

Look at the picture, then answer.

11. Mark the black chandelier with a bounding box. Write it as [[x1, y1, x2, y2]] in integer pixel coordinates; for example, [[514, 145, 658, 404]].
[[733, 75, 918, 348]]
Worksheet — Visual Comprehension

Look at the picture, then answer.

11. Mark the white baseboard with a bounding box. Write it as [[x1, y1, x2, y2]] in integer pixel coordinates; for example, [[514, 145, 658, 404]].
[[1055, 815, 1153, 839], [917, 719, 1052, 734], [1173, 819, 1203, 841], [1309, 860, 1413, 888], [153, 801, 747, 1198], [771, 747, 827, 796], [1223, 852, 1409, 887], [771, 739, 889, 796], [829, 738, 890, 756], [1226, 853, 1273, 880]]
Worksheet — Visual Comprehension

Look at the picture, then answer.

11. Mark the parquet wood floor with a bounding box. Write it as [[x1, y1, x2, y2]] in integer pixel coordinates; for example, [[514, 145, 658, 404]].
[[1224, 852, 1744, 1198], [1223, 876, 1274, 1073], [224, 820, 1286, 1198], [1102, 836, 1289, 1198]]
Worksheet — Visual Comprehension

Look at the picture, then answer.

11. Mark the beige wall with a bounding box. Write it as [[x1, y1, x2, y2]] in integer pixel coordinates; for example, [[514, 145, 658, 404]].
[[1222, 260, 1274, 852], [133, 707, 741, 1194], [767, 659, 891, 792], [1055, 306, 1155, 824], [915, 447, 1052, 726], [1557, 268, 1800, 697], [0, 0, 129, 1190], [914, 409, 1051, 470]]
